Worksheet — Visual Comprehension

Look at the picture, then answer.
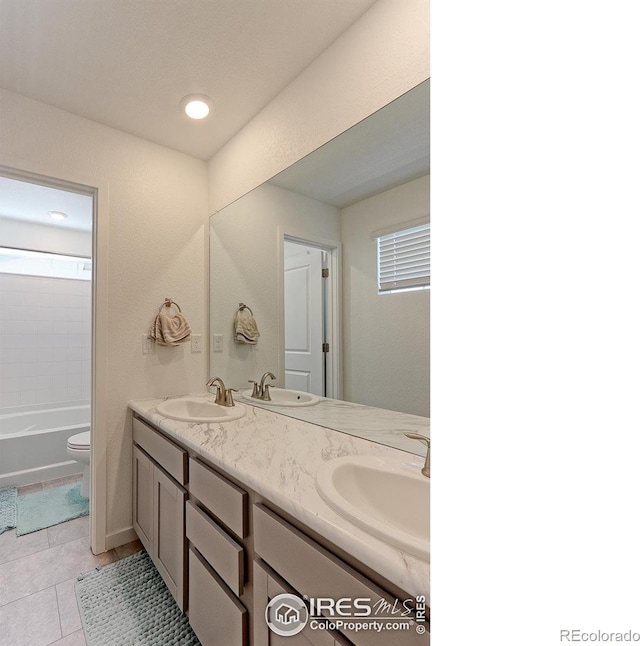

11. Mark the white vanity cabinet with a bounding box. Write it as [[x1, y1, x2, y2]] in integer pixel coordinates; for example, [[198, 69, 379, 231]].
[[131, 411, 429, 646], [132, 417, 187, 611]]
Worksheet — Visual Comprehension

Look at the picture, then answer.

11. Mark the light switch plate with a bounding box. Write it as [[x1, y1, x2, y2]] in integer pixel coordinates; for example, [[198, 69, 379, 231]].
[[142, 334, 152, 354], [213, 334, 223, 352], [191, 334, 202, 353]]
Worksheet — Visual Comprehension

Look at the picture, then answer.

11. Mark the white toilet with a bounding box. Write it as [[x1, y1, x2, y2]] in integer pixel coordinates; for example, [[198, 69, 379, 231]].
[[67, 431, 91, 498]]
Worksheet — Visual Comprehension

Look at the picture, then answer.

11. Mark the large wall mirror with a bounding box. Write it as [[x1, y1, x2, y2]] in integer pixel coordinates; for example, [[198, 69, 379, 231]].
[[210, 80, 429, 454]]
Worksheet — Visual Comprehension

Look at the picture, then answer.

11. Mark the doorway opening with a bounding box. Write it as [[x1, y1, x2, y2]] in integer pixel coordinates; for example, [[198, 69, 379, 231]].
[[0, 170, 94, 539]]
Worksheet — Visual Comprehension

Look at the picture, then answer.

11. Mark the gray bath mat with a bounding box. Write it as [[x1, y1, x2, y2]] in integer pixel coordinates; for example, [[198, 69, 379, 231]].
[[76, 549, 200, 645], [16, 482, 89, 536], [0, 486, 17, 534]]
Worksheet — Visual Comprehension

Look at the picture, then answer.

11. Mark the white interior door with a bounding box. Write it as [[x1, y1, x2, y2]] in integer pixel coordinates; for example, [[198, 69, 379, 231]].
[[284, 243, 324, 395]]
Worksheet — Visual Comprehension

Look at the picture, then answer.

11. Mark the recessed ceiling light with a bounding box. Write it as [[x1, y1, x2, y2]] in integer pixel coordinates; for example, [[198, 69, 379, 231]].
[[48, 211, 68, 220], [181, 94, 212, 120]]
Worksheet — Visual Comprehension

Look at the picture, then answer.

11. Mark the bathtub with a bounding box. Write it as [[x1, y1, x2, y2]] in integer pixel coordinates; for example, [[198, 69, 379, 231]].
[[0, 401, 90, 488]]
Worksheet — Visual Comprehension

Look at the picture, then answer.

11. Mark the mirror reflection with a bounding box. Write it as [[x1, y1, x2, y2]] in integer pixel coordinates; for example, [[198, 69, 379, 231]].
[[210, 80, 429, 454]]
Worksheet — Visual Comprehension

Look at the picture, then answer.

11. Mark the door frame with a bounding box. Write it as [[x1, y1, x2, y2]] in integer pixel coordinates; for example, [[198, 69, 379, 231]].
[[0, 160, 109, 554], [277, 227, 342, 400]]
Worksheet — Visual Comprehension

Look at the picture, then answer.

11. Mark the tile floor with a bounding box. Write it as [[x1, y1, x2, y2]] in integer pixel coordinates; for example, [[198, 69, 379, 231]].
[[0, 475, 142, 646]]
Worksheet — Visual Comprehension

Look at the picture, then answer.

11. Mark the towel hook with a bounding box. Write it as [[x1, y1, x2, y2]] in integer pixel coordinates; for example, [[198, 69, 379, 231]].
[[237, 302, 254, 316], [159, 298, 182, 314]]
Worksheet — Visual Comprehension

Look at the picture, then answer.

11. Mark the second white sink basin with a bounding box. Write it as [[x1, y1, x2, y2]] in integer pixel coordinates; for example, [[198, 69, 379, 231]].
[[156, 397, 246, 423], [240, 388, 320, 407], [316, 455, 429, 561]]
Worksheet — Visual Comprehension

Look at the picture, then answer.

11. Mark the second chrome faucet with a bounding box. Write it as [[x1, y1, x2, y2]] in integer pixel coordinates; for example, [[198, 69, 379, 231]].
[[248, 372, 276, 401]]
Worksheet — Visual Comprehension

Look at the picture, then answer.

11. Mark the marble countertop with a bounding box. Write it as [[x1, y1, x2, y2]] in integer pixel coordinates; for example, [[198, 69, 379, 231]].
[[236, 391, 430, 456], [129, 392, 429, 603]]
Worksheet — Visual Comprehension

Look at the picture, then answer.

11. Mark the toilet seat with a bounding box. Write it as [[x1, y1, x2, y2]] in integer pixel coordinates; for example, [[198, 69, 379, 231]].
[[67, 431, 91, 450], [67, 430, 91, 499]]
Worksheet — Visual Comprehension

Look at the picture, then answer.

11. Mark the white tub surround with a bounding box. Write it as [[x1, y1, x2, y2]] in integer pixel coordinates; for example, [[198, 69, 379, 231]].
[[129, 393, 429, 603], [0, 273, 91, 409]]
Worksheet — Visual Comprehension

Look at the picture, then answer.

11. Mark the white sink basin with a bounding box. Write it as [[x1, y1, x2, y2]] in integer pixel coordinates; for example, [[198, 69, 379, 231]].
[[316, 455, 429, 561], [240, 388, 320, 407], [156, 397, 246, 423]]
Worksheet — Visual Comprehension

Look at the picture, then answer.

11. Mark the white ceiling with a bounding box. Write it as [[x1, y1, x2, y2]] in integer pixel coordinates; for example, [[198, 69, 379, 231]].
[[0, 177, 93, 232], [269, 80, 429, 208], [0, 0, 378, 161]]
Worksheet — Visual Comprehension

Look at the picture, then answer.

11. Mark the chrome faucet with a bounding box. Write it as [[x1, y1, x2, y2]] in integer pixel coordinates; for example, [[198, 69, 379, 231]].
[[248, 371, 276, 401], [405, 433, 430, 478], [206, 376, 238, 407]]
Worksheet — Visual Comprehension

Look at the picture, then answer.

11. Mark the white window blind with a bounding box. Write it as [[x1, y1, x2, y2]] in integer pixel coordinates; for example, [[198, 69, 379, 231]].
[[377, 222, 430, 294]]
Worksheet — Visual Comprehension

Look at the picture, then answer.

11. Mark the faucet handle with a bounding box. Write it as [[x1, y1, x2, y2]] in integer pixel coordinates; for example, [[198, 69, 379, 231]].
[[248, 380, 260, 398], [213, 385, 224, 405], [224, 388, 238, 407], [405, 433, 430, 447]]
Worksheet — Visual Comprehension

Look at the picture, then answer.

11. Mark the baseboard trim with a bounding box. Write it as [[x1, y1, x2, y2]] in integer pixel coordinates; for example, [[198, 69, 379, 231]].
[[0, 461, 81, 488], [104, 526, 138, 551]]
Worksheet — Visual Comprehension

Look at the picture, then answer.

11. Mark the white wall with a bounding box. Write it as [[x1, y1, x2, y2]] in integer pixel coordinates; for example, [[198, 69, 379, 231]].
[[0, 217, 92, 257], [207, 0, 430, 213], [210, 183, 340, 389], [0, 273, 91, 408], [341, 175, 430, 416], [0, 89, 209, 545]]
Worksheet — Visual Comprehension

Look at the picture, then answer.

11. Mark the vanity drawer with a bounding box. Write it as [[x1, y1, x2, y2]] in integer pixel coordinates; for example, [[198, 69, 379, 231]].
[[133, 417, 187, 485], [189, 458, 248, 538], [186, 499, 245, 597], [253, 504, 428, 646], [188, 546, 248, 646]]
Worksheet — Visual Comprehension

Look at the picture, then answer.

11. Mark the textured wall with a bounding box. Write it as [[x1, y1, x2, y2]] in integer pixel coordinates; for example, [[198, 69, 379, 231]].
[[0, 89, 209, 543], [341, 175, 430, 416], [210, 183, 340, 389], [207, 0, 430, 213], [0, 273, 91, 408]]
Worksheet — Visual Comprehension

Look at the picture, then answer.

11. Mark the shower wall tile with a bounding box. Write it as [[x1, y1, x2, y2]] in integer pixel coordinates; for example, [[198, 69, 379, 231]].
[[0, 274, 91, 409]]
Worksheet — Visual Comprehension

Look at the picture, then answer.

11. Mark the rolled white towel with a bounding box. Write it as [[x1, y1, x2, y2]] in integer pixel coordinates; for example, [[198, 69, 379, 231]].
[[234, 310, 260, 345], [149, 312, 192, 346]]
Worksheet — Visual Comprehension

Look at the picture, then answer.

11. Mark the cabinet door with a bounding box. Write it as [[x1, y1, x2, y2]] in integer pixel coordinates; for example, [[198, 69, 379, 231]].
[[133, 446, 154, 553], [153, 466, 187, 610], [254, 560, 350, 646]]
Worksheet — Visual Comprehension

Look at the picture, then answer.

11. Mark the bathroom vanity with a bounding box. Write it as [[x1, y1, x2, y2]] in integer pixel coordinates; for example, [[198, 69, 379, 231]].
[[129, 394, 430, 645]]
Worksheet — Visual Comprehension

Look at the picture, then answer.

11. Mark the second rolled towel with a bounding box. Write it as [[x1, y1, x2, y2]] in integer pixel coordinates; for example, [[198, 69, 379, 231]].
[[234, 309, 260, 345]]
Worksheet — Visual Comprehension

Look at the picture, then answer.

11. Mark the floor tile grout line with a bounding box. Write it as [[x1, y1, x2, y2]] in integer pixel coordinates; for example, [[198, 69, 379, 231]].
[[53, 579, 65, 641], [0, 534, 51, 568], [0, 581, 62, 618], [0, 518, 88, 569], [0, 534, 97, 608]]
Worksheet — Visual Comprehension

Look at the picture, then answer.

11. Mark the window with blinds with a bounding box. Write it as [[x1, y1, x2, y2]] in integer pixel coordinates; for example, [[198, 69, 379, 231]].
[[376, 222, 430, 294]]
